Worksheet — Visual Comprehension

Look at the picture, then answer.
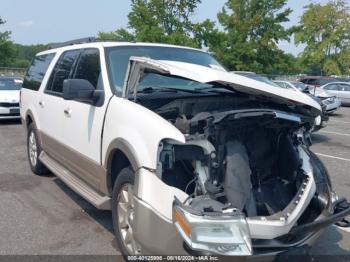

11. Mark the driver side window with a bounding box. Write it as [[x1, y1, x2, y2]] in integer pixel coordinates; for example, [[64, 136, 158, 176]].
[[73, 48, 102, 89], [46, 50, 81, 96]]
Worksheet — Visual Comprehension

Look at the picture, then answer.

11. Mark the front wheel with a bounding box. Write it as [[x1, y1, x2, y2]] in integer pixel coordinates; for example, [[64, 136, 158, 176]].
[[112, 167, 142, 255]]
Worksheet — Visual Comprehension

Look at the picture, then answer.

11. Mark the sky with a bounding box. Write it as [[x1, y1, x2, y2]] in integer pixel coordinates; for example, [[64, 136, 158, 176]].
[[1, 0, 330, 55]]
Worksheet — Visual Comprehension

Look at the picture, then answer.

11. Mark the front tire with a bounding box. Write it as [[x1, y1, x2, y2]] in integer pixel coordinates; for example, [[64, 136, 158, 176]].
[[112, 167, 141, 255], [27, 123, 49, 175]]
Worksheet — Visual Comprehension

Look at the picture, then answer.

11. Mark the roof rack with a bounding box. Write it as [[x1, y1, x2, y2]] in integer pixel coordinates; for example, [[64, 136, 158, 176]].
[[50, 37, 97, 49]]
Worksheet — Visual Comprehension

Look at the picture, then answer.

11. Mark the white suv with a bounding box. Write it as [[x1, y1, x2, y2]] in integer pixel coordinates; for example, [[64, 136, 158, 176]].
[[20, 39, 350, 257]]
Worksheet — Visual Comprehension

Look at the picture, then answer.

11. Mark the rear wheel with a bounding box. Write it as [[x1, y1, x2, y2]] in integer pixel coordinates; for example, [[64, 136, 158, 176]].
[[112, 167, 141, 255], [27, 123, 49, 175]]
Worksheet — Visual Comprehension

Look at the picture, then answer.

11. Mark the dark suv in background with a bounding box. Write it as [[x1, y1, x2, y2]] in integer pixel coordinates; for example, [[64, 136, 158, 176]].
[[298, 76, 337, 88]]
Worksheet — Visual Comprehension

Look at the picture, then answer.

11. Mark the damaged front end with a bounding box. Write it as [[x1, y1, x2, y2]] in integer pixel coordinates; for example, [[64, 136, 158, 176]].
[[122, 56, 350, 256], [157, 109, 349, 256]]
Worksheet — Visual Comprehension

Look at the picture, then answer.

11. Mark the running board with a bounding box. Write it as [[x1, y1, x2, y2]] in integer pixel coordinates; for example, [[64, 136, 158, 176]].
[[39, 151, 111, 210]]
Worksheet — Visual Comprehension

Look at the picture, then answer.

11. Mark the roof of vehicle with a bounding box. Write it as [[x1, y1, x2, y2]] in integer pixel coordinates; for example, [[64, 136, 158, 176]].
[[37, 41, 207, 56], [322, 81, 350, 85]]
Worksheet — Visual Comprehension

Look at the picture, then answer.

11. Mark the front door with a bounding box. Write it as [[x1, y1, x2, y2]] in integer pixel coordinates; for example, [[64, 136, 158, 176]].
[[62, 48, 108, 189]]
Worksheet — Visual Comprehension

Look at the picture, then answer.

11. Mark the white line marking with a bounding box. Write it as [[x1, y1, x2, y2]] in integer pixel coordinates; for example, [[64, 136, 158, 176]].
[[333, 224, 350, 233], [319, 130, 350, 137], [316, 153, 350, 162], [331, 119, 350, 124]]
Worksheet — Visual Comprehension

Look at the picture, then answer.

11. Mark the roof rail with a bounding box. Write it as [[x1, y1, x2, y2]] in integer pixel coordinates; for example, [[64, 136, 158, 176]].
[[50, 37, 97, 49]]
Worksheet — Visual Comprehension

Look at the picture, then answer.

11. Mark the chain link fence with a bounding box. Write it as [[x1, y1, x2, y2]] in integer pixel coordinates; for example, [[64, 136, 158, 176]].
[[0, 67, 27, 78]]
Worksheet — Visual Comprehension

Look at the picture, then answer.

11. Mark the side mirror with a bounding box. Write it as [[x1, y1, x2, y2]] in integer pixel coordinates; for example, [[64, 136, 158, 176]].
[[63, 79, 104, 106]]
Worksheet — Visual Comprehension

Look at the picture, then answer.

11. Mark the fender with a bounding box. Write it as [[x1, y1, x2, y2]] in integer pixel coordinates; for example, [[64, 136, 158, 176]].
[[103, 137, 141, 194]]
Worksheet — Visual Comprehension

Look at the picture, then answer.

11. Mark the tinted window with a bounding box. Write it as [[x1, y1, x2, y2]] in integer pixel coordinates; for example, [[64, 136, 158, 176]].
[[22, 54, 55, 91], [74, 49, 101, 88], [106, 46, 224, 92], [46, 50, 80, 94], [307, 79, 319, 85]]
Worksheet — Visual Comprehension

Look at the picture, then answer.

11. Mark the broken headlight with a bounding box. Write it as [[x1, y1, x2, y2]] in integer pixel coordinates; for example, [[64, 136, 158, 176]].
[[173, 199, 252, 256]]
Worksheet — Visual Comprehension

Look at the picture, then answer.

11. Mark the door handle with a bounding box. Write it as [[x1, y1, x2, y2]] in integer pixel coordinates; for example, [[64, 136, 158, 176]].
[[39, 101, 44, 108], [64, 108, 72, 117]]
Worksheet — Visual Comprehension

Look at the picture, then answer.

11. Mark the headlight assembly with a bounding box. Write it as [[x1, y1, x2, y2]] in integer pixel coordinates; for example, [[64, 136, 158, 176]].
[[173, 199, 252, 256]]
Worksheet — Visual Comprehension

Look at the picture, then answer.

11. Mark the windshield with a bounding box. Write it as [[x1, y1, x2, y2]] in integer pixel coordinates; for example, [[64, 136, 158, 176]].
[[106, 46, 224, 92], [291, 81, 307, 91], [0, 79, 22, 91]]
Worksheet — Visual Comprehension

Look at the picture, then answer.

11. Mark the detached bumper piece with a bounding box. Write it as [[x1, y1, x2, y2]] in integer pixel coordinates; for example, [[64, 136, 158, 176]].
[[173, 198, 252, 256]]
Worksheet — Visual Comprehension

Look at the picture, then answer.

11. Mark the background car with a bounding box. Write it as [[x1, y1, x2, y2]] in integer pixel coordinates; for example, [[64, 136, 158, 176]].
[[232, 71, 281, 87], [232, 74, 328, 131], [298, 76, 337, 88], [273, 80, 310, 93], [311, 87, 342, 114], [273, 80, 329, 131], [0, 77, 22, 120], [321, 82, 350, 106]]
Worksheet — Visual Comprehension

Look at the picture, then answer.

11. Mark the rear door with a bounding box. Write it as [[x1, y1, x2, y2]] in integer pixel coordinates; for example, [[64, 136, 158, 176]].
[[62, 48, 108, 188], [338, 84, 350, 105], [38, 49, 81, 161], [323, 83, 340, 96]]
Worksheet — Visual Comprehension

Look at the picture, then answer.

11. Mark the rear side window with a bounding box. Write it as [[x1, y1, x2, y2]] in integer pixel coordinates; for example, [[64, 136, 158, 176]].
[[22, 53, 55, 91], [339, 84, 350, 92], [324, 84, 339, 91], [46, 50, 80, 95], [74, 49, 101, 88]]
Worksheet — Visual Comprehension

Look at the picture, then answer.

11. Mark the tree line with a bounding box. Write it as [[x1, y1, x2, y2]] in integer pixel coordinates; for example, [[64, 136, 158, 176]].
[[1, 0, 350, 76]]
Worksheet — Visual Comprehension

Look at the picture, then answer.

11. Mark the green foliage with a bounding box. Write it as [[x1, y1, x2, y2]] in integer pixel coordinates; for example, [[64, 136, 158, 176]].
[[206, 0, 294, 74], [295, 0, 350, 75], [14, 44, 50, 61], [0, 17, 15, 67], [98, 0, 203, 48]]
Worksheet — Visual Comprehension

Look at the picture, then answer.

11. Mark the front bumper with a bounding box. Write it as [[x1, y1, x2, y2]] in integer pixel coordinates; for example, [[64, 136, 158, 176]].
[[0, 106, 20, 119], [323, 99, 341, 114], [133, 194, 350, 258]]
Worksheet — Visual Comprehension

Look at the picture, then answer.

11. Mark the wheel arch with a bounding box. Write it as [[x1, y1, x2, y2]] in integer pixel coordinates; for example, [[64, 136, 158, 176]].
[[24, 109, 43, 147], [105, 138, 141, 195]]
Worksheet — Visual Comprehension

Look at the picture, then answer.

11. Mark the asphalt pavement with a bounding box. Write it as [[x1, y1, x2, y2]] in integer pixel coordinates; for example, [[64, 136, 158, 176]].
[[0, 108, 349, 256]]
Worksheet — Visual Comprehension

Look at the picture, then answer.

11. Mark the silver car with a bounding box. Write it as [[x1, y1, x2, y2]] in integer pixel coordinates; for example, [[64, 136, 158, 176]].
[[321, 82, 350, 106]]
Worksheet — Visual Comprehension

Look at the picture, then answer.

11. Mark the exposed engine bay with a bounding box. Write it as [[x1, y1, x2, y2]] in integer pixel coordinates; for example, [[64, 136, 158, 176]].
[[157, 108, 311, 217], [137, 94, 331, 242]]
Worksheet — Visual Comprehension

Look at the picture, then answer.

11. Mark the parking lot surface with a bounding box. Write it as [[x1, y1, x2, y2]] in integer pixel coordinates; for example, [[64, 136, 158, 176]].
[[0, 108, 349, 256]]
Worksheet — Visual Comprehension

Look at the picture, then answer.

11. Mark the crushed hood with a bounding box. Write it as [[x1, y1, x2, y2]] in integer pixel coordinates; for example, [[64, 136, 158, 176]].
[[123, 56, 322, 117]]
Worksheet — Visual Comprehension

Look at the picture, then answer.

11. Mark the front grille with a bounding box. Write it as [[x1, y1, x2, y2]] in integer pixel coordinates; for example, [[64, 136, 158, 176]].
[[0, 113, 20, 117], [0, 102, 19, 108]]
